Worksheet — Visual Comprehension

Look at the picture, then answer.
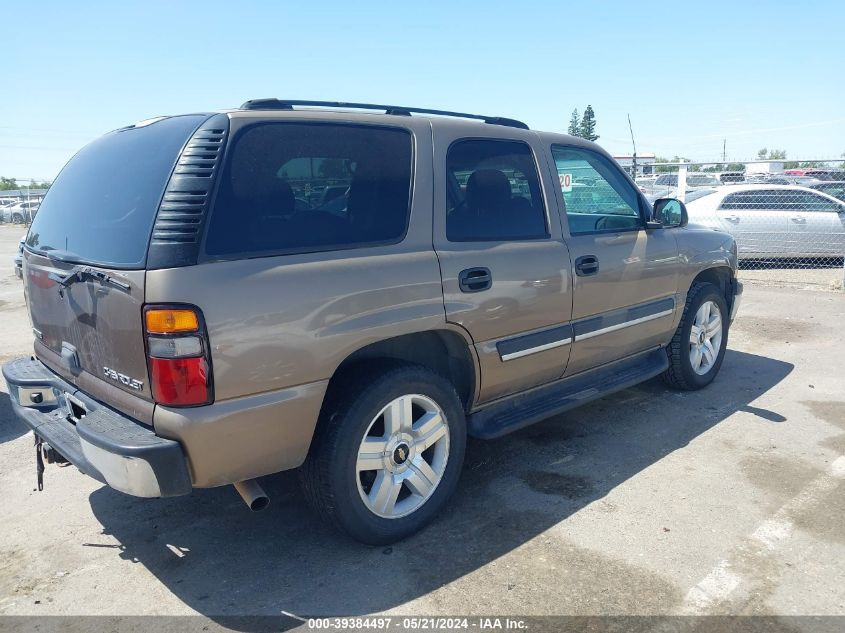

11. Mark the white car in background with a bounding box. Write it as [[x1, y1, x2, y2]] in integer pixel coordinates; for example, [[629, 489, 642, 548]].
[[643, 173, 722, 197], [13, 235, 25, 278], [2, 200, 40, 223], [684, 185, 845, 260]]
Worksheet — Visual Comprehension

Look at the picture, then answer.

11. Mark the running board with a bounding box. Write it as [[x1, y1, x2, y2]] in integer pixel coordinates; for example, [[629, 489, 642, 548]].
[[467, 349, 669, 439]]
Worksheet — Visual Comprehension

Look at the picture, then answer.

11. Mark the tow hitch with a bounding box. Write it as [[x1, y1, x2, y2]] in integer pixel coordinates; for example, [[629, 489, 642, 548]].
[[34, 434, 69, 491]]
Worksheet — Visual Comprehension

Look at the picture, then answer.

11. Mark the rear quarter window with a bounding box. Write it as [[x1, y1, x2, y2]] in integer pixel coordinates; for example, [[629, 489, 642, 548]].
[[204, 123, 413, 258]]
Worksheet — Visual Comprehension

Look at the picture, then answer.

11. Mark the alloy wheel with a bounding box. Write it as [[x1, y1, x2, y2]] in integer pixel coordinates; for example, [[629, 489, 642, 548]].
[[356, 394, 450, 519], [689, 300, 723, 375]]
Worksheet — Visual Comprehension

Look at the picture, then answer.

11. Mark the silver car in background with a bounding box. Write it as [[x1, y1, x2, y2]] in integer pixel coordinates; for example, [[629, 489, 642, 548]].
[[685, 185, 845, 259], [644, 173, 722, 198]]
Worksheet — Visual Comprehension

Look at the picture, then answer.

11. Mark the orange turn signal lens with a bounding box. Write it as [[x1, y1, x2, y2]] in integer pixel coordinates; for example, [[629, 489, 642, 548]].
[[145, 309, 199, 334]]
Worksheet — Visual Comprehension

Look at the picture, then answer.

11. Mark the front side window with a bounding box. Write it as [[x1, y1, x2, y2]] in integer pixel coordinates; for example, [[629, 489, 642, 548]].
[[552, 145, 643, 235], [815, 184, 845, 201], [205, 123, 413, 257], [794, 191, 841, 211], [446, 139, 548, 242]]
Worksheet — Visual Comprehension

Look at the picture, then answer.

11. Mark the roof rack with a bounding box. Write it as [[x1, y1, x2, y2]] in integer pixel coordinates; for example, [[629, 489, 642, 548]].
[[239, 99, 529, 130]]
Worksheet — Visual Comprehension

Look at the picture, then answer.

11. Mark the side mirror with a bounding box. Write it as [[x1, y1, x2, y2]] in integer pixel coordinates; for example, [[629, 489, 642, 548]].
[[651, 198, 688, 228]]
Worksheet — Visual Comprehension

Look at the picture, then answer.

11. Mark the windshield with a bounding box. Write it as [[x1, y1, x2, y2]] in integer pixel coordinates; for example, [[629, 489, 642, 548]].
[[26, 115, 205, 268]]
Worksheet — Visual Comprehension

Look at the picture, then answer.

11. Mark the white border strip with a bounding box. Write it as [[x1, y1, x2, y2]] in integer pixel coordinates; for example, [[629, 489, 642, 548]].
[[500, 337, 572, 362], [573, 309, 674, 342]]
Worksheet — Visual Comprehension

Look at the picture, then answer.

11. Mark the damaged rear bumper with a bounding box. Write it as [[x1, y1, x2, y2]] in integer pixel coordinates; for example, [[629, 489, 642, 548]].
[[2, 357, 192, 498]]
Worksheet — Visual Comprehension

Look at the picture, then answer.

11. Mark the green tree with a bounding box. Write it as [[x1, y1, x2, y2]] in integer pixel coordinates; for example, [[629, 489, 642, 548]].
[[0, 177, 19, 191], [567, 109, 580, 137], [768, 149, 787, 160], [757, 148, 768, 159], [579, 105, 599, 141]]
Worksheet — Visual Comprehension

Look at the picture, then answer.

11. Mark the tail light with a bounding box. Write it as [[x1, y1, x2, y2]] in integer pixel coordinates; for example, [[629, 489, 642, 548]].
[[144, 306, 213, 406]]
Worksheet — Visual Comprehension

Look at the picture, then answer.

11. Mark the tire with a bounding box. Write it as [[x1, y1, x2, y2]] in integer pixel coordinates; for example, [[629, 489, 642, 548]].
[[300, 362, 466, 545], [11, 214, 23, 224], [662, 282, 729, 390]]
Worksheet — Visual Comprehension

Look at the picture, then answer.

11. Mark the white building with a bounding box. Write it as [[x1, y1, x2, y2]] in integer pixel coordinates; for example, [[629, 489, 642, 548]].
[[744, 160, 783, 175]]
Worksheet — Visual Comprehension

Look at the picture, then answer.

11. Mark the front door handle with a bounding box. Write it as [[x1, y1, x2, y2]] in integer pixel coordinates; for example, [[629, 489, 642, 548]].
[[790, 216, 807, 224], [722, 214, 741, 223], [458, 267, 492, 293], [574, 255, 599, 277]]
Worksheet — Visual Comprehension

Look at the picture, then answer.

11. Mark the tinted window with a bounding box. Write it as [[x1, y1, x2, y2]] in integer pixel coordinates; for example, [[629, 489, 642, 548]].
[[687, 174, 720, 187], [721, 189, 841, 211], [792, 191, 841, 211], [205, 123, 413, 257], [446, 140, 547, 242], [814, 183, 845, 201], [720, 190, 774, 210], [655, 174, 677, 186], [26, 115, 204, 267], [552, 145, 643, 234]]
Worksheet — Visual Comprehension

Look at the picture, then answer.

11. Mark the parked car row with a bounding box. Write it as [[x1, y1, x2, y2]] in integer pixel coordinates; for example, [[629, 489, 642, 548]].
[[683, 184, 845, 260], [0, 199, 40, 223], [635, 169, 844, 196]]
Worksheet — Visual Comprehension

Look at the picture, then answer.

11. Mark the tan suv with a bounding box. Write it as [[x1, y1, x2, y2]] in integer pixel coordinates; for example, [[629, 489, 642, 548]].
[[3, 100, 742, 544]]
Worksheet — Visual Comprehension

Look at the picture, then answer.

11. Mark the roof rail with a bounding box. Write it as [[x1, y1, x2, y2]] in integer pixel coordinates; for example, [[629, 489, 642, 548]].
[[239, 99, 529, 130]]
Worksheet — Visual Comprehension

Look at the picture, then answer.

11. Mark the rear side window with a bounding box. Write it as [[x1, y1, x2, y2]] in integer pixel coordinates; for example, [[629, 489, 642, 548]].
[[26, 115, 205, 267], [446, 139, 547, 241], [204, 123, 413, 257], [720, 191, 771, 209]]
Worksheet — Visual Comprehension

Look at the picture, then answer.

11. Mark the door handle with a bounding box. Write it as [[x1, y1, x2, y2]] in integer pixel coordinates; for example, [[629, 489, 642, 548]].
[[789, 216, 806, 224], [458, 267, 492, 293], [722, 215, 741, 223], [574, 255, 599, 277]]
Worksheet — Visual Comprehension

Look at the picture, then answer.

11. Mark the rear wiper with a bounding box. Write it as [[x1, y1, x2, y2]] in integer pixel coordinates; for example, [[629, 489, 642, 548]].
[[48, 266, 131, 293]]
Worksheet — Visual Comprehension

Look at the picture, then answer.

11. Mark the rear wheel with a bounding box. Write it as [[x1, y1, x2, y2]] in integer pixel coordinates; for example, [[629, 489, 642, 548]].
[[11, 214, 23, 224], [300, 363, 466, 544], [662, 282, 729, 390]]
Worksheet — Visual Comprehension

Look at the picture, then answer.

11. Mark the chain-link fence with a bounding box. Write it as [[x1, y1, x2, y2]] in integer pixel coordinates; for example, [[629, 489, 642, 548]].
[[633, 159, 845, 289]]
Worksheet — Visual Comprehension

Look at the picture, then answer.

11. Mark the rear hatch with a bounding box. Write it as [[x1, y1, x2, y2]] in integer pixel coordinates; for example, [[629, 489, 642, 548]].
[[22, 115, 209, 423]]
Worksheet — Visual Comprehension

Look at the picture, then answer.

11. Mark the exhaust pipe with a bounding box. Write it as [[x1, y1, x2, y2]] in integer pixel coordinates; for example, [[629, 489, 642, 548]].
[[233, 479, 270, 511]]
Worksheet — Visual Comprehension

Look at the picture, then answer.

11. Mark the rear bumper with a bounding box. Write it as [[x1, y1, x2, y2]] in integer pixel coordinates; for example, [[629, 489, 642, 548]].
[[2, 357, 192, 498]]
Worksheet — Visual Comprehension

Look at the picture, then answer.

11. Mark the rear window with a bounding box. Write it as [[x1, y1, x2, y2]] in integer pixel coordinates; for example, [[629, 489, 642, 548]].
[[26, 115, 205, 267], [204, 123, 413, 258]]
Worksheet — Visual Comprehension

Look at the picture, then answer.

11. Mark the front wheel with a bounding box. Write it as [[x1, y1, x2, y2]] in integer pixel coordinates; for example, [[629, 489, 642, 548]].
[[11, 214, 23, 224], [300, 363, 466, 544], [662, 282, 729, 390]]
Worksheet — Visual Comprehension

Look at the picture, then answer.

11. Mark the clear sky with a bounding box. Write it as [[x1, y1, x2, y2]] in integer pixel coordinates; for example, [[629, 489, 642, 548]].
[[3, 0, 843, 181]]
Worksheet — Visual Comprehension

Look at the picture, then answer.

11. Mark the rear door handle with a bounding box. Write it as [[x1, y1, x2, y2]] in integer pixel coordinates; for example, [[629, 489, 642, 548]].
[[574, 255, 599, 277], [458, 267, 492, 293], [722, 214, 741, 223], [790, 216, 807, 224]]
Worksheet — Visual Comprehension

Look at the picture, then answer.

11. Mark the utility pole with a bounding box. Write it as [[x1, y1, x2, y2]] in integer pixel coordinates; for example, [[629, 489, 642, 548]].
[[627, 114, 637, 179], [723, 139, 726, 163]]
